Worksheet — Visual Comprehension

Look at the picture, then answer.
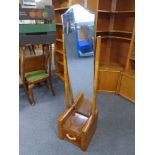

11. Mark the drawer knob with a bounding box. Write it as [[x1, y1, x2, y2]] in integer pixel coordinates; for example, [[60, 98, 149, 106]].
[[66, 133, 76, 141]]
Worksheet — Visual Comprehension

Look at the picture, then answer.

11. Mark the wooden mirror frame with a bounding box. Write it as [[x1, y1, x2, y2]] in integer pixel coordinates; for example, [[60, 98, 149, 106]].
[[57, 34, 101, 151]]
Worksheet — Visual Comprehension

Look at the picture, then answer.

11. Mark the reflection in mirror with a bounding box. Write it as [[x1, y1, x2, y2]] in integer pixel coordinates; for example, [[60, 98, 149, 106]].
[[62, 4, 95, 100], [58, 6, 98, 150]]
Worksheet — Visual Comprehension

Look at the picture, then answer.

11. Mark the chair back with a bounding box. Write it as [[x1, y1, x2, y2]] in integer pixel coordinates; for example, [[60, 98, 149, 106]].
[[21, 46, 50, 77], [23, 55, 48, 73]]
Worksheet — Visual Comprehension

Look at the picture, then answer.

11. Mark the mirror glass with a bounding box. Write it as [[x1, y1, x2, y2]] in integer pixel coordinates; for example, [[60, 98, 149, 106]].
[[62, 4, 95, 100]]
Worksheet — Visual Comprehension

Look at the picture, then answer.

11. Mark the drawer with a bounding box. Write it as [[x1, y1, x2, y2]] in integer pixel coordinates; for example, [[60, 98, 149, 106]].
[[62, 128, 81, 147], [119, 74, 135, 102]]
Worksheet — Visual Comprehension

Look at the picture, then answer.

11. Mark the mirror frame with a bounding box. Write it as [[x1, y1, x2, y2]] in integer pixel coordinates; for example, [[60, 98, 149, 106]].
[[63, 35, 101, 116], [61, 5, 96, 107]]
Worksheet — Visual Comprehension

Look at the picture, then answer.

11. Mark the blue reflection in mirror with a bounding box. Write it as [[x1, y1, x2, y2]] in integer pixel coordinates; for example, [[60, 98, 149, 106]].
[[62, 4, 95, 57], [62, 4, 95, 99]]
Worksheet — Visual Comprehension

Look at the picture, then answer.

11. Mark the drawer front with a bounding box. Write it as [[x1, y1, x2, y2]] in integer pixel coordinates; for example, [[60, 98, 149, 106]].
[[62, 128, 81, 146], [119, 74, 135, 102], [98, 70, 121, 92]]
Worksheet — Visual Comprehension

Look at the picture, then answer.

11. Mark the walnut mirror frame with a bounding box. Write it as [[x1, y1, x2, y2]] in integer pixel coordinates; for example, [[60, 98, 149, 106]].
[[57, 5, 100, 151]]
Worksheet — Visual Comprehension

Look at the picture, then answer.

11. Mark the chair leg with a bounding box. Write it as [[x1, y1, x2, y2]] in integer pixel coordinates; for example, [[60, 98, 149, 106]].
[[48, 77, 55, 96], [36, 83, 42, 88], [45, 81, 49, 89], [23, 82, 33, 105], [28, 84, 35, 105]]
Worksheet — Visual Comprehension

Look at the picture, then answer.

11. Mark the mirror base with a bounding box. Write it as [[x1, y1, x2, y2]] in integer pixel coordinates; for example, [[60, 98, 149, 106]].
[[57, 92, 98, 151]]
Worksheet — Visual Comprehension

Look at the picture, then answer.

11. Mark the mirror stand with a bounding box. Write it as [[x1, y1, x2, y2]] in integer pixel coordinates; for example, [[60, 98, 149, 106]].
[[57, 36, 101, 151]]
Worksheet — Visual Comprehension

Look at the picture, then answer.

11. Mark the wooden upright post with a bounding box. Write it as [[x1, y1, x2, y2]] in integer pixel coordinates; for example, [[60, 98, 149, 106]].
[[63, 35, 70, 109], [92, 36, 101, 116], [125, 27, 135, 70]]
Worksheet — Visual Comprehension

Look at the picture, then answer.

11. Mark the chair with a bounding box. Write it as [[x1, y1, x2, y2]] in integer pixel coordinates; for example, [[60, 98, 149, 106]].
[[20, 44, 55, 105], [27, 45, 36, 55]]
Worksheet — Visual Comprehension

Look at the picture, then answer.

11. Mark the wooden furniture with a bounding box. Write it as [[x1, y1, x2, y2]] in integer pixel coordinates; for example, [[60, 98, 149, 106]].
[[57, 34, 99, 151], [20, 45, 55, 105], [52, 0, 84, 81], [87, 0, 135, 102], [28, 45, 36, 55], [118, 31, 135, 102], [96, 36, 131, 92], [58, 92, 98, 151], [88, 0, 134, 38], [96, 34, 135, 102], [19, 5, 56, 104]]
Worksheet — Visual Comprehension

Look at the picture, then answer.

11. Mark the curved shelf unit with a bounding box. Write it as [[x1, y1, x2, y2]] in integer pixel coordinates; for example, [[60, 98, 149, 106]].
[[98, 10, 135, 14], [98, 35, 132, 73], [54, 7, 68, 11]]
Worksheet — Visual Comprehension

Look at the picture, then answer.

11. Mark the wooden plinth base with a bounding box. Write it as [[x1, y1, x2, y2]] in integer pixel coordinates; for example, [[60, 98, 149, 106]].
[[57, 92, 98, 151]]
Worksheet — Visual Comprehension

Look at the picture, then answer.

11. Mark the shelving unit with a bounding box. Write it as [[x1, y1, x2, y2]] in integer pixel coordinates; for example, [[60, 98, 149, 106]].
[[52, 0, 84, 81], [118, 32, 135, 102], [87, 0, 135, 100], [52, 0, 135, 101], [88, 0, 134, 38], [97, 36, 131, 92]]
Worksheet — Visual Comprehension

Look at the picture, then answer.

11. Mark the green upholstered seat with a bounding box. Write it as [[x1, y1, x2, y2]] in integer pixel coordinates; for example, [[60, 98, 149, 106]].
[[25, 70, 49, 83]]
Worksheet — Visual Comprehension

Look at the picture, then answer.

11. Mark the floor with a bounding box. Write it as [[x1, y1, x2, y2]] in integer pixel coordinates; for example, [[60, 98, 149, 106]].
[[19, 76, 135, 155]]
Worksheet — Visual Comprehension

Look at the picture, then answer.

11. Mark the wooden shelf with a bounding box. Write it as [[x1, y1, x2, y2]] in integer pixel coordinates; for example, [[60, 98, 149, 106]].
[[100, 35, 131, 41], [54, 7, 68, 11], [96, 30, 133, 38], [56, 23, 63, 26], [115, 10, 134, 14], [110, 30, 132, 34], [99, 63, 124, 71], [56, 39, 63, 42], [56, 50, 64, 55], [98, 10, 111, 13], [98, 10, 134, 14], [96, 30, 132, 34], [55, 41, 63, 51], [57, 60, 64, 66]]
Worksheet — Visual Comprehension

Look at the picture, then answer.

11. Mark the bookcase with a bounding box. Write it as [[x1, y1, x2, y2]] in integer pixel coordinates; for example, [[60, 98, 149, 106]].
[[97, 36, 132, 92], [88, 0, 134, 37], [53, 0, 84, 81], [87, 0, 135, 102], [118, 31, 135, 102]]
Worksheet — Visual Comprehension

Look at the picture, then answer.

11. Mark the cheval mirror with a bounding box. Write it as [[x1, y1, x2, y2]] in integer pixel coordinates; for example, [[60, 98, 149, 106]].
[[57, 5, 100, 151]]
